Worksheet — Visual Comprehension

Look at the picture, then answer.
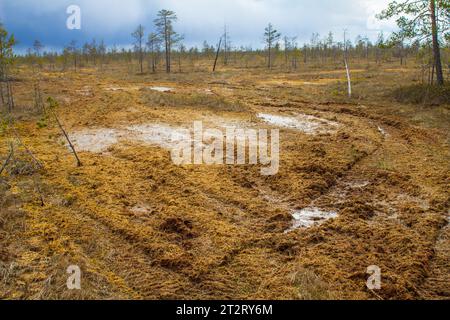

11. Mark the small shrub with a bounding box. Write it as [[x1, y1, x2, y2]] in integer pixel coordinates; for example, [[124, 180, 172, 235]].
[[391, 83, 450, 106], [37, 117, 47, 128]]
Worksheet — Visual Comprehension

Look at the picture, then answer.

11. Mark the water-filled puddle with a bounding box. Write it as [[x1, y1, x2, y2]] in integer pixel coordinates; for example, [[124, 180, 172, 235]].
[[286, 207, 338, 232], [127, 124, 192, 149], [258, 113, 339, 135], [70, 129, 121, 153], [149, 86, 173, 92], [70, 115, 271, 155], [70, 124, 199, 154]]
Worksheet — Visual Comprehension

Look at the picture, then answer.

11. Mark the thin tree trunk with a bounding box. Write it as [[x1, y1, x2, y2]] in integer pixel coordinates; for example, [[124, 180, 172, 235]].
[[0, 82, 4, 108], [344, 58, 352, 98], [0, 66, 4, 108], [430, 0, 444, 85], [152, 52, 156, 73], [164, 16, 170, 73], [213, 37, 222, 72], [6, 80, 14, 112], [431, 63, 435, 85], [52, 111, 82, 167]]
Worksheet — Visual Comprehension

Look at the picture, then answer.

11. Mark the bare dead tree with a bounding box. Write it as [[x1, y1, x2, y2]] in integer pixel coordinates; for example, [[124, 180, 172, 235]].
[[132, 25, 145, 74], [213, 37, 223, 72], [344, 58, 352, 98], [147, 32, 162, 73], [223, 25, 231, 65], [344, 29, 352, 98]]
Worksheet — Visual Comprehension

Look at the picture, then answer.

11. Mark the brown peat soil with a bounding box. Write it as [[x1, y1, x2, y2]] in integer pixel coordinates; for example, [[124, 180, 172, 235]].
[[0, 60, 449, 300]]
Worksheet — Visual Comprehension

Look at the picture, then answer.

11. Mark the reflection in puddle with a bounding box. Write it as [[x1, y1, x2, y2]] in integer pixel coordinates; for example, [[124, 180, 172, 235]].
[[70, 115, 283, 156], [130, 204, 152, 214], [127, 124, 191, 149], [286, 207, 338, 232], [258, 113, 338, 135], [70, 122, 204, 154], [70, 129, 120, 153], [70, 124, 191, 153]]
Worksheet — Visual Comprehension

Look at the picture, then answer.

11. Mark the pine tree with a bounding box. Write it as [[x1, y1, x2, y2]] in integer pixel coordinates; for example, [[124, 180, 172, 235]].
[[264, 23, 281, 69], [154, 10, 182, 73], [378, 0, 449, 85], [0, 23, 17, 111]]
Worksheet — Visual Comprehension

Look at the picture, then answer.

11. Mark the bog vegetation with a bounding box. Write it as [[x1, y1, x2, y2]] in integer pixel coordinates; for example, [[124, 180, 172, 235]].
[[0, 2, 449, 300]]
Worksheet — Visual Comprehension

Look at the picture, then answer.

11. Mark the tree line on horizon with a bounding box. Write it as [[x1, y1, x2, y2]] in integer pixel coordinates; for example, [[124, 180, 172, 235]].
[[1, 1, 449, 89]]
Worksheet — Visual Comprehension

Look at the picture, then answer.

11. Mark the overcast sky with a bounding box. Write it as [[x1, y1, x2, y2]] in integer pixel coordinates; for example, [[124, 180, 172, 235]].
[[0, 0, 398, 52]]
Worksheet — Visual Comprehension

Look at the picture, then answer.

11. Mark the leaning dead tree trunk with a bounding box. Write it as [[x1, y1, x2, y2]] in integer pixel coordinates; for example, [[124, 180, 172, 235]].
[[213, 37, 223, 72], [46, 97, 82, 167], [53, 111, 82, 167], [344, 57, 352, 98]]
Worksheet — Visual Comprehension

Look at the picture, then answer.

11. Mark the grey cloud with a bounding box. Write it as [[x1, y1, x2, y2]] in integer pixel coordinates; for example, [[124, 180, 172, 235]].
[[1, 0, 396, 50]]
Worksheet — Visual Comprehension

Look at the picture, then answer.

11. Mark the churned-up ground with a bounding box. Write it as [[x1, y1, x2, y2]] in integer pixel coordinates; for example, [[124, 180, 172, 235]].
[[0, 60, 449, 299]]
